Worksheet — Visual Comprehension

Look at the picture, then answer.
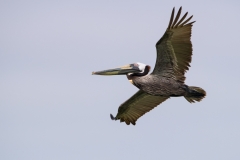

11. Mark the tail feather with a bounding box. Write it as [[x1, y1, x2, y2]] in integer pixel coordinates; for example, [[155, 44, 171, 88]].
[[184, 86, 206, 103]]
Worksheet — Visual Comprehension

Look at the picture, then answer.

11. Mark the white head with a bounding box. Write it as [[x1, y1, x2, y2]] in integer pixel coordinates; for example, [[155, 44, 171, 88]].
[[136, 62, 147, 73]]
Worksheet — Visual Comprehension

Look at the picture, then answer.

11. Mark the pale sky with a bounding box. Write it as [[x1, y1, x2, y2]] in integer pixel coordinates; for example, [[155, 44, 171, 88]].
[[1, 0, 240, 160]]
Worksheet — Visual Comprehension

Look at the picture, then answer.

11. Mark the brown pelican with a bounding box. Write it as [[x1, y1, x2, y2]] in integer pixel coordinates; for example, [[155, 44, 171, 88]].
[[92, 7, 206, 125]]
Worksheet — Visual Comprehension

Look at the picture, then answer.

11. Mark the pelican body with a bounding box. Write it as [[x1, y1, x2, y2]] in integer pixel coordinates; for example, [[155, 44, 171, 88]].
[[92, 7, 206, 125]]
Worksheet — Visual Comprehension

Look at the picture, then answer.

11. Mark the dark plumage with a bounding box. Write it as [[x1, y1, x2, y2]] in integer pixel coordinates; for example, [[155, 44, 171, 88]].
[[92, 7, 206, 125]]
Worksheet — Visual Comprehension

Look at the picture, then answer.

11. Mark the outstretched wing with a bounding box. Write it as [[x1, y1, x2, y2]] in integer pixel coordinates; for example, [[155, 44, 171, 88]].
[[110, 90, 169, 125], [152, 7, 195, 82]]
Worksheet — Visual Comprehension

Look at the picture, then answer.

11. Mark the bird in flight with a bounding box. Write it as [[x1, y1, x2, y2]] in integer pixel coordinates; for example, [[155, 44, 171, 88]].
[[92, 7, 206, 125]]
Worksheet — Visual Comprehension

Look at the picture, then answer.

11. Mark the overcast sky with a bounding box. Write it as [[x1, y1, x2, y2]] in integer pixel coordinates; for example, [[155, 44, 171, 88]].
[[1, 0, 240, 160]]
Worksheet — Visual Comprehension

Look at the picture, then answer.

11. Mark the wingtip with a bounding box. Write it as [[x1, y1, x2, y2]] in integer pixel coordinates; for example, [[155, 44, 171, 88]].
[[131, 121, 136, 125], [168, 7, 175, 29], [110, 114, 116, 120]]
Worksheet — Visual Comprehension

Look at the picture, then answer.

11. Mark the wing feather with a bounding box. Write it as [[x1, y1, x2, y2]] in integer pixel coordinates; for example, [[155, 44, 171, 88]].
[[111, 90, 169, 125], [167, 7, 175, 29], [171, 7, 182, 28], [175, 12, 188, 27], [153, 7, 195, 82]]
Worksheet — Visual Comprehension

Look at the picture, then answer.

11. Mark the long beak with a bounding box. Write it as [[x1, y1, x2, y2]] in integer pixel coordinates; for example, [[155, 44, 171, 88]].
[[92, 64, 140, 75]]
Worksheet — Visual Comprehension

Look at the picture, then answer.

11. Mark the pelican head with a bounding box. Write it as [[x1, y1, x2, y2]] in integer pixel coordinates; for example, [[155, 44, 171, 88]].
[[92, 62, 150, 76]]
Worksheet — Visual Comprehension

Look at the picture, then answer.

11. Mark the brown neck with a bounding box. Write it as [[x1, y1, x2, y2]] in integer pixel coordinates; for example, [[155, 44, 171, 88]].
[[127, 65, 150, 80]]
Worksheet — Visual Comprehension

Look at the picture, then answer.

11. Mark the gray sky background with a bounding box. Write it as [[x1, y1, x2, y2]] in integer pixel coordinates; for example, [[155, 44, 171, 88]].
[[1, 0, 240, 159]]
